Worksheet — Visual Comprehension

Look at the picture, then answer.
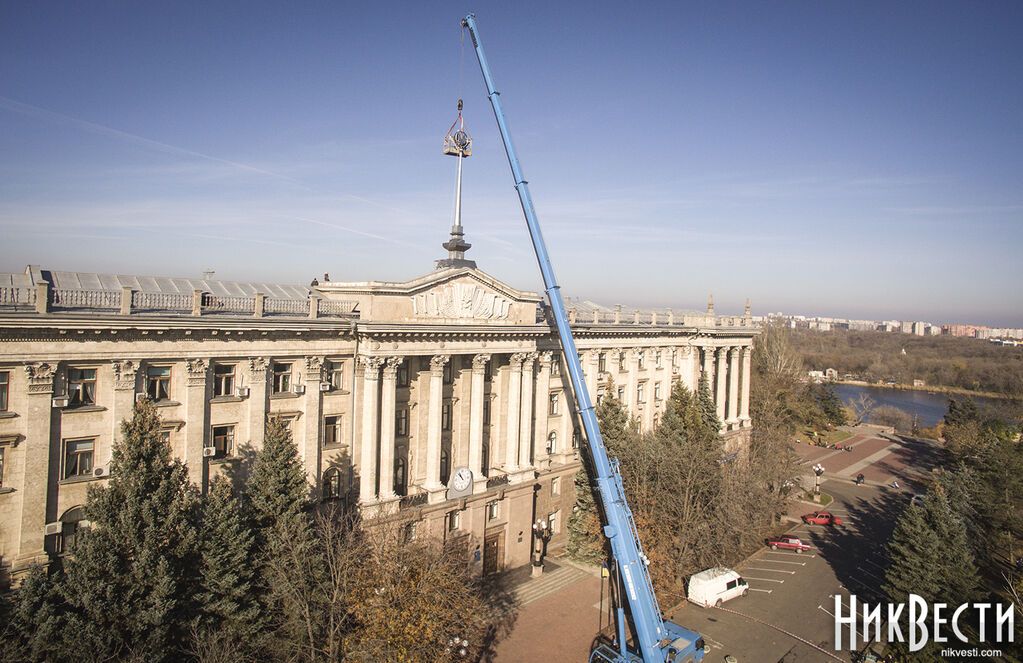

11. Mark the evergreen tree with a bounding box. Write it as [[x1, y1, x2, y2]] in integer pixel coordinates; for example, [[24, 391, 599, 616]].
[[884, 503, 943, 603], [246, 415, 310, 532], [56, 399, 201, 663], [0, 565, 62, 663], [197, 477, 264, 648], [944, 397, 979, 428], [810, 383, 846, 426], [696, 373, 722, 434], [922, 485, 980, 606]]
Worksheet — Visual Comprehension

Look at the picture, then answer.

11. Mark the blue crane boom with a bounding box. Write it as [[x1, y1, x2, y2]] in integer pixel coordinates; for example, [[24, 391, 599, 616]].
[[460, 14, 706, 663]]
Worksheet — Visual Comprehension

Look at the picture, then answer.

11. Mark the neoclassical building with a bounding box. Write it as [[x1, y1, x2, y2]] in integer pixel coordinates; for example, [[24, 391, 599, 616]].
[[0, 255, 756, 582]]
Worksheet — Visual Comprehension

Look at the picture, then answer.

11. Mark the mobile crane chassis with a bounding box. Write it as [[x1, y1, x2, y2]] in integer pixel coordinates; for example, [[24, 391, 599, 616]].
[[461, 14, 706, 663]]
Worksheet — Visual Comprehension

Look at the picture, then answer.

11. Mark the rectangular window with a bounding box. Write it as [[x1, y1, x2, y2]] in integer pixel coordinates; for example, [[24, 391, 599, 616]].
[[654, 382, 662, 401], [396, 408, 409, 437], [484, 361, 492, 382], [637, 351, 645, 371], [548, 392, 560, 415], [324, 415, 342, 447], [655, 351, 662, 368], [0, 447, 5, 488], [63, 438, 94, 479], [596, 389, 605, 405], [552, 476, 561, 495], [618, 354, 626, 372], [482, 400, 491, 426], [598, 353, 606, 373], [67, 368, 97, 407], [617, 386, 625, 402], [213, 363, 235, 397], [146, 365, 171, 401], [548, 510, 561, 535], [441, 402, 452, 431], [443, 361, 453, 385], [328, 360, 345, 391], [447, 510, 461, 532], [159, 430, 172, 446], [212, 425, 235, 456], [396, 363, 409, 388], [551, 354, 561, 377], [572, 429, 581, 449], [272, 363, 292, 394], [637, 383, 645, 404], [0, 371, 8, 411], [487, 500, 500, 521]]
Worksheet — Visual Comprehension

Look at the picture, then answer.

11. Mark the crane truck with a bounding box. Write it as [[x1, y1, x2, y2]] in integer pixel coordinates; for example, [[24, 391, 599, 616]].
[[460, 15, 707, 663]]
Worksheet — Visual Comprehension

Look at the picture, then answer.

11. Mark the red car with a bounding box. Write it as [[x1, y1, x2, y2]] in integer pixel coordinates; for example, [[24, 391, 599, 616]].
[[802, 510, 843, 526], [766, 535, 813, 553]]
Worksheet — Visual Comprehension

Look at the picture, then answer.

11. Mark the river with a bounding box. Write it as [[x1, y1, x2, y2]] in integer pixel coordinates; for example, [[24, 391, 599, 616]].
[[832, 383, 1003, 428]]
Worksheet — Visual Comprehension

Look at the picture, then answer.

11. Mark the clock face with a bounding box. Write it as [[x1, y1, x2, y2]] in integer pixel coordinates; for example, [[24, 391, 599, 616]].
[[452, 467, 472, 491]]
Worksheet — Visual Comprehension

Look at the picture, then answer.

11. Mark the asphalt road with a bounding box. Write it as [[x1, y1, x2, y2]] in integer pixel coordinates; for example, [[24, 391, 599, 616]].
[[670, 479, 911, 663]]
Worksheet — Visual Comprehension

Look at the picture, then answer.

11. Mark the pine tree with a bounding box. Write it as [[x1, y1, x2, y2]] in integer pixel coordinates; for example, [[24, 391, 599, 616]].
[[56, 399, 201, 663], [0, 564, 62, 663], [197, 477, 265, 649], [696, 373, 722, 434], [921, 485, 980, 606], [247, 415, 310, 532], [884, 503, 942, 603]]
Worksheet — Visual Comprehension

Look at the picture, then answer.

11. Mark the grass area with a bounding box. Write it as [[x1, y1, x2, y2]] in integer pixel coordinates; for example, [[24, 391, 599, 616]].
[[800, 490, 833, 507], [799, 428, 851, 446]]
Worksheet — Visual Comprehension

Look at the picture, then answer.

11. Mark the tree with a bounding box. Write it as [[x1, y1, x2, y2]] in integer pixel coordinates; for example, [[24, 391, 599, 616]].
[[850, 393, 876, 426], [0, 565, 62, 663], [195, 478, 265, 654], [921, 485, 980, 606], [247, 416, 310, 532], [56, 398, 202, 662], [810, 383, 846, 426], [696, 373, 721, 433]]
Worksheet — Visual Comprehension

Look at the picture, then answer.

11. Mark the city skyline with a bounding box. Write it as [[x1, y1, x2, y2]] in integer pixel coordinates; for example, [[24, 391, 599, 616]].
[[2, 2, 1021, 326]]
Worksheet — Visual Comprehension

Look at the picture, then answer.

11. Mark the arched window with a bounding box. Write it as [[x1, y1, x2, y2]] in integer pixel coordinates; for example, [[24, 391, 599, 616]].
[[440, 448, 450, 485], [394, 456, 407, 496], [547, 431, 558, 454], [59, 506, 87, 554], [323, 468, 342, 501]]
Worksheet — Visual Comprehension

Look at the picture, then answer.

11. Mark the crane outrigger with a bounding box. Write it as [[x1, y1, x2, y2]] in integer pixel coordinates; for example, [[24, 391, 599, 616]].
[[460, 14, 706, 663]]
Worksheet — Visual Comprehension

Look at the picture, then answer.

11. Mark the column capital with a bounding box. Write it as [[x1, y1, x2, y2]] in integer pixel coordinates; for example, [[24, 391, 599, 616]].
[[382, 355, 404, 379], [471, 353, 492, 372], [521, 351, 538, 371], [185, 358, 209, 386], [247, 356, 269, 376], [113, 359, 140, 391], [304, 355, 325, 376], [537, 351, 553, 367], [359, 355, 385, 375], [509, 352, 527, 369], [716, 346, 728, 359], [429, 354, 450, 374], [24, 362, 57, 394], [742, 345, 753, 358]]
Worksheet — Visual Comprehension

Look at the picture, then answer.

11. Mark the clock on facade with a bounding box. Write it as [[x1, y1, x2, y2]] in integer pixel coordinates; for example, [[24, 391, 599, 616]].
[[447, 466, 474, 498]]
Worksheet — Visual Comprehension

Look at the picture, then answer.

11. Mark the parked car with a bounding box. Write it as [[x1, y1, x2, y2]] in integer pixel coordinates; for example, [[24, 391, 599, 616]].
[[766, 535, 813, 552], [802, 510, 843, 526], [687, 567, 749, 608]]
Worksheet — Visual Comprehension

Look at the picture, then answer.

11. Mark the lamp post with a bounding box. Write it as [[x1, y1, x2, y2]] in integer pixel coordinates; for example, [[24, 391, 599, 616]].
[[532, 517, 553, 577], [813, 463, 825, 503]]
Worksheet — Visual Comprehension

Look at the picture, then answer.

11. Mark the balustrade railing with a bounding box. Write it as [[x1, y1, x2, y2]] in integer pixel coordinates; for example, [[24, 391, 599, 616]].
[[0, 286, 37, 308], [131, 291, 192, 313], [201, 293, 255, 314], [318, 299, 358, 317], [265, 297, 307, 315], [51, 288, 119, 310]]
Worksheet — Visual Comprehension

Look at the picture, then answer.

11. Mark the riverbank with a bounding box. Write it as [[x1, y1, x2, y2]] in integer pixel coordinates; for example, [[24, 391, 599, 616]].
[[835, 379, 1019, 402]]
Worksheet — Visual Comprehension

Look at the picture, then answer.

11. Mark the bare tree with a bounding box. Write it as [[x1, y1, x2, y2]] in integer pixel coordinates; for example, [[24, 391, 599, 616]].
[[851, 393, 876, 426]]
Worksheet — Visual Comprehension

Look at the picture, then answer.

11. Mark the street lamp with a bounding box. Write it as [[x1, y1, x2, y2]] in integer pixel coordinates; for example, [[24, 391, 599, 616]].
[[532, 518, 553, 577], [813, 463, 825, 500]]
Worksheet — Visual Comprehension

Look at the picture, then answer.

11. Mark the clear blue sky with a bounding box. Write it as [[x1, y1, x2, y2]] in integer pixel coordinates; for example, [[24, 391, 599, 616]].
[[2, 2, 1021, 326]]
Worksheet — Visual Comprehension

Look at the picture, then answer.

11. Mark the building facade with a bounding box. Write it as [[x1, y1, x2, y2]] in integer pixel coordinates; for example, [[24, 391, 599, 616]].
[[0, 263, 756, 582]]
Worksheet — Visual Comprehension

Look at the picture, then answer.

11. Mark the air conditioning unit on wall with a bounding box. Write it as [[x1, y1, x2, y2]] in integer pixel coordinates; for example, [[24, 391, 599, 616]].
[[319, 382, 331, 392], [93, 465, 109, 478], [52, 396, 69, 408], [291, 384, 306, 395], [202, 447, 217, 458], [235, 386, 250, 398], [44, 522, 62, 536], [135, 392, 148, 403]]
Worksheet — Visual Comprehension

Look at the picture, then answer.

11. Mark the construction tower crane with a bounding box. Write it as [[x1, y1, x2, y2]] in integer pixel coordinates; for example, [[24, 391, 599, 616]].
[[460, 15, 707, 663]]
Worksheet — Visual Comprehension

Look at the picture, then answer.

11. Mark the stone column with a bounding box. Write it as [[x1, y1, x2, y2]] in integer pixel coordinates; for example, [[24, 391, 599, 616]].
[[184, 359, 209, 486], [625, 349, 637, 414], [424, 355, 449, 495], [642, 347, 656, 432], [358, 356, 383, 504], [468, 354, 490, 488], [727, 347, 740, 426], [504, 353, 525, 472], [378, 357, 402, 501], [715, 347, 728, 425], [518, 353, 537, 471], [302, 356, 325, 488], [111, 360, 140, 452], [246, 357, 269, 451], [701, 346, 714, 388], [679, 346, 695, 391], [740, 346, 752, 425], [17, 362, 56, 566], [533, 352, 552, 466], [584, 350, 599, 398]]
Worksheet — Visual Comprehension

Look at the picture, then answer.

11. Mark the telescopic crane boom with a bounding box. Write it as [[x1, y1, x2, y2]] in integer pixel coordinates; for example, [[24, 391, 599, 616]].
[[460, 14, 706, 663]]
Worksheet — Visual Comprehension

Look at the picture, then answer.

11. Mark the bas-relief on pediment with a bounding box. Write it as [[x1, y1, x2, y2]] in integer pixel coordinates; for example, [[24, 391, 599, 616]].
[[411, 282, 511, 320]]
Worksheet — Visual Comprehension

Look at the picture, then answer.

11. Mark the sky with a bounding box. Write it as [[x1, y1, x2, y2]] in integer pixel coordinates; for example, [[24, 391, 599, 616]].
[[1, 2, 1021, 326]]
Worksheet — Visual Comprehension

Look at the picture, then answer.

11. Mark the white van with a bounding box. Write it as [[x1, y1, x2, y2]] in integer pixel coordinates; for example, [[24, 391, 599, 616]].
[[687, 567, 749, 608]]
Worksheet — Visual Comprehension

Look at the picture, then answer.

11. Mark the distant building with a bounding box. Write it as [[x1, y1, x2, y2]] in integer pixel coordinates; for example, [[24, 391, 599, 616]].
[[913, 379, 926, 387]]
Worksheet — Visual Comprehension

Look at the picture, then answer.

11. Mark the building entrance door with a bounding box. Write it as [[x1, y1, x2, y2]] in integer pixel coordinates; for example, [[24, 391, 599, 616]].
[[483, 531, 502, 576]]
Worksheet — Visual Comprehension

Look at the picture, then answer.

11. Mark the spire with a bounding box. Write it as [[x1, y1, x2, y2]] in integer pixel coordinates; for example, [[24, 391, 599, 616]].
[[707, 293, 715, 315], [744, 298, 751, 318], [437, 99, 476, 270]]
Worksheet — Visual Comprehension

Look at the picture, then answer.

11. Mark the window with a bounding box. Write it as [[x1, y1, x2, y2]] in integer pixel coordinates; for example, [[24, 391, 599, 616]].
[[548, 392, 560, 415], [67, 368, 97, 407], [212, 425, 235, 457], [159, 429, 172, 446], [394, 456, 407, 495], [327, 360, 345, 391], [598, 353, 606, 373], [654, 382, 662, 401], [63, 439, 94, 479], [59, 506, 87, 554], [618, 354, 626, 372], [213, 363, 235, 397], [637, 351, 645, 371], [596, 389, 605, 405], [617, 386, 625, 402], [443, 361, 453, 385], [487, 500, 500, 521], [272, 362, 292, 394], [483, 361, 492, 382], [440, 448, 450, 485], [481, 441, 490, 475], [396, 363, 409, 388], [552, 476, 561, 495], [548, 510, 561, 535], [447, 510, 461, 532], [146, 365, 171, 401], [442, 402, 452, 431], [637, 383, 645, 404], [403, 521, 418, 542], [551, 354, 561, 377], [572, 429, 581, 449], [546, 431, 558, 454], [324, 415, 342, 447], [0, 371, 8, 411], [655, 351, 662, 368], [483, 400, 491, 425], [396, 408, 409, 437], [726, 579, 738, 591], [0, 447, 5, 488], [323, 468, 343, 500]]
